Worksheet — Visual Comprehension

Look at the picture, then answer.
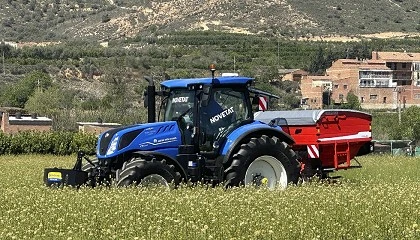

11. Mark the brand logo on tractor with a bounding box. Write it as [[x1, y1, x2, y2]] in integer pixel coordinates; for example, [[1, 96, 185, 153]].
[[172, 97, 189, 103], [210, 107, 234, 124], [139, 137, 178, 147]]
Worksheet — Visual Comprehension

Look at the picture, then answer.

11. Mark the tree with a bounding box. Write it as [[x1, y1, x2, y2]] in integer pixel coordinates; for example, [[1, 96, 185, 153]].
[[282, 93, 300, 109], [400, 106, 420, 141], [341, 91, 361, 110], [101, 65, 133, 113], [25, 86, 75, 115], [0, 71, 53, 108], [0, 40, 11, 75], [308, 46, 327, 75], [101, 14, 111, 23]]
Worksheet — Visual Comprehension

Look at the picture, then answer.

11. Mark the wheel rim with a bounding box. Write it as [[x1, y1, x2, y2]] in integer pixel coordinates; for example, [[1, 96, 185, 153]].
[[245, 156, 288, 189], [140, 174, 169, 188]]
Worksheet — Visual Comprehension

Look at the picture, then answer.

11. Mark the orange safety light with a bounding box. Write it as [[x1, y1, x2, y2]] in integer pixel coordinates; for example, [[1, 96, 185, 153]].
[[209, 64, 217, 79], [209, 64, 216, 71]]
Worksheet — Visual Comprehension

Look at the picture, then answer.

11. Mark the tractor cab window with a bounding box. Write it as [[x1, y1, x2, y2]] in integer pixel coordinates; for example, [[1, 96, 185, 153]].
[[201, 88, 249, 141], [164, 90, 194, 123]]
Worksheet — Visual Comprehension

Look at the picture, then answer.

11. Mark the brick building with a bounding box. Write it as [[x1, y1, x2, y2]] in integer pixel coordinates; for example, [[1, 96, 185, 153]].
[[279, 69, 309, 82], [77, 121, 121, 135], [301, 51, 420, 109], [1, 112, 52, 134]]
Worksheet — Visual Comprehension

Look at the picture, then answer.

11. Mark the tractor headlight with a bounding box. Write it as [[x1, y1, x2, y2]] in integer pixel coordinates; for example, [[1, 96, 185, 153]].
[[106, 136, 120, 156]]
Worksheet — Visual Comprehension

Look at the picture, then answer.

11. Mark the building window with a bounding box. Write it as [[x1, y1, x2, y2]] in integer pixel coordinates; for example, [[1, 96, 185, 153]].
[[343, 85, 348, 89], [334, 84, 339, 89], [370, 94, 378, 100], [339, 94, 344, 100], [360, 80, 374, 87], [361, 97, 364, 103], [402, 63, 407, 69], [414, 94, 420, 99], [383, 97, 387, 103]]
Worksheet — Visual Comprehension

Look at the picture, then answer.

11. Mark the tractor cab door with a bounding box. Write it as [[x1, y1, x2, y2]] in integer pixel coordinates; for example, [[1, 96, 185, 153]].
[[163, 89, 195, 144], [199, 87, 251, 151]]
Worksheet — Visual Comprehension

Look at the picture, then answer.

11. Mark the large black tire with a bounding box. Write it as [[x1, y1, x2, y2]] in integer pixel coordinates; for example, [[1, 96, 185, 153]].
[[81, 158, 100, 186], [224, 135, 300, 189], [81, 158, 99, 173], [116, 158, 181, 188]]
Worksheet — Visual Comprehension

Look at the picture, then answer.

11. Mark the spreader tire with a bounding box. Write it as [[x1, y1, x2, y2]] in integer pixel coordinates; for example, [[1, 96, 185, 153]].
[[116, 158, 181, 188], [224, 135, 300, 189]]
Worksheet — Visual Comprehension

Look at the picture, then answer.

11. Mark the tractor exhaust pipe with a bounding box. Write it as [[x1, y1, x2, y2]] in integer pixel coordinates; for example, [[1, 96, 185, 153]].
[[144, 76, 156, 123]]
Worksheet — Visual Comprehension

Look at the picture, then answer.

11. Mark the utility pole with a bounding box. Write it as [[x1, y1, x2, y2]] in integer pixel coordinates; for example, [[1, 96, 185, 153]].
[[395, 86, 405, 124], [1, 39, 4, 75], [277, 39, 280, 67], [2, 49, 4, 75]]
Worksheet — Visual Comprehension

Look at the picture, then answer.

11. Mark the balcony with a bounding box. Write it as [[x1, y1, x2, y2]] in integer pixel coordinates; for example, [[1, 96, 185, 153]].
[[359, 74, 392, 80], [359, 79, 393, 88]]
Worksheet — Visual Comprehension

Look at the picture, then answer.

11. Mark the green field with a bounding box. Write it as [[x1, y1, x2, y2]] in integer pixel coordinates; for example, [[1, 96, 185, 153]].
[[0, 155, 419, 240]]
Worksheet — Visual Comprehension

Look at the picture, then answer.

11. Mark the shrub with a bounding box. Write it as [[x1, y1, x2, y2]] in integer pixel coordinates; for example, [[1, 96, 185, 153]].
[[0, 131, 97, 155]]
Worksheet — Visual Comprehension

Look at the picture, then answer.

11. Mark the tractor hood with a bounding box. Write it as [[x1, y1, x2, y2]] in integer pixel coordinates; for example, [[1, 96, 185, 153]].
[[96, 121, 182, 158]]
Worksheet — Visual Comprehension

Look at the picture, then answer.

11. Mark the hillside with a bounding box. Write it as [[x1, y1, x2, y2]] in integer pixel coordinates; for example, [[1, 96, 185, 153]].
[[1, 0, 420, 129], [1, 0, 419, 41]]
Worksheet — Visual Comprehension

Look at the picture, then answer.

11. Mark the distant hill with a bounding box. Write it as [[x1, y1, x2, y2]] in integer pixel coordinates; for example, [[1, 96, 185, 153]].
[[1, 0, 419, 41]]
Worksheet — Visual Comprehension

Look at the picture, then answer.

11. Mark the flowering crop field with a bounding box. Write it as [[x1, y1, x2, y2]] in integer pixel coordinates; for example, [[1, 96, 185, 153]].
[[0, 154, 419, 240]]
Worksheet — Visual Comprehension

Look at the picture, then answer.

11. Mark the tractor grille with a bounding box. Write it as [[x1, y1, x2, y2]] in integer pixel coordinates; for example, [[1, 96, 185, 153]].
[[118, 129, 144, 150], [98, 126, 132, 155]]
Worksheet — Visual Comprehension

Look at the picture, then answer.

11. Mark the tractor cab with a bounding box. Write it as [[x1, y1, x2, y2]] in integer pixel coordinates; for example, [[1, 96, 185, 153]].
[[155, 69, 260, 157], [160, 83, 253, 151]]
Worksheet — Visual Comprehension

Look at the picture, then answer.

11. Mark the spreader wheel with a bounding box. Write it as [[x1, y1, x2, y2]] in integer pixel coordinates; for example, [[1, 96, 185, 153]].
[[116, 158, 181, 188], [224, 135, 300, 189]]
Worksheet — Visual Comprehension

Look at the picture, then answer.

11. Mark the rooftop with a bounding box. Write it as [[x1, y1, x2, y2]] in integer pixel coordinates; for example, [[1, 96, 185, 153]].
[[372, 51, 420, 62]]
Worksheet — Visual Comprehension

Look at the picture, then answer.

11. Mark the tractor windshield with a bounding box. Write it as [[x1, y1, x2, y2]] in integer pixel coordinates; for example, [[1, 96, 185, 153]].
[[164, 89, 195, 123]]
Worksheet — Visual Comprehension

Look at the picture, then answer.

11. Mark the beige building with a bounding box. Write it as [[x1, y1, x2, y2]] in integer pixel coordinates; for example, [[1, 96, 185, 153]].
[[301, 51, 420, 109], [1, 112, 52, 134], [77, 122, 121, 135], [279, 69, 309, 81]]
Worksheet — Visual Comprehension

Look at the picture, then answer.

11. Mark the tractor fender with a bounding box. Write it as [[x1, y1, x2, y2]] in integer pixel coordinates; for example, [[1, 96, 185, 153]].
[[221, 122, 295, 164], [132, 151, 188, 181]]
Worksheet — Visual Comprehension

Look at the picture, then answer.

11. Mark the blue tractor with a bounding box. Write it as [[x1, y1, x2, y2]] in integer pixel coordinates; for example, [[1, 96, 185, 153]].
[[44, 66, 300, 189]]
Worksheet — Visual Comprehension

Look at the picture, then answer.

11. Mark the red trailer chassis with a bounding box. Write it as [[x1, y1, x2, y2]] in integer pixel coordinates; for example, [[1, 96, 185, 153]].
[[255, 109, 373, 177]]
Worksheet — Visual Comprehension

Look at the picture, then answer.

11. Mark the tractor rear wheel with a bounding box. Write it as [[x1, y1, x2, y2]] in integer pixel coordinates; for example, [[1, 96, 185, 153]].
[[116, 158, 181, 188], [224, 135, 300, 189]]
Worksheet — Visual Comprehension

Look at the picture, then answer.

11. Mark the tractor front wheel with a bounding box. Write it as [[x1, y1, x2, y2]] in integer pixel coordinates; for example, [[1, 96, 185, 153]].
[[224, 135, 300, 189], [81, 158, 100, 186], [116, 158, 181, 188]]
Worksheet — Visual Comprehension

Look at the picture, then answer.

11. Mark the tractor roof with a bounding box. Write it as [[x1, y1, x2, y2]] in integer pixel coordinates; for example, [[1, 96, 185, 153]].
[[161, 76, 254, 88]]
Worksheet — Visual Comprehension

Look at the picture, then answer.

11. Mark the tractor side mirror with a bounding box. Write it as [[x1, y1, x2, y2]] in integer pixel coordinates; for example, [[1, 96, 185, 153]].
[[201, 85, 212, 107]]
